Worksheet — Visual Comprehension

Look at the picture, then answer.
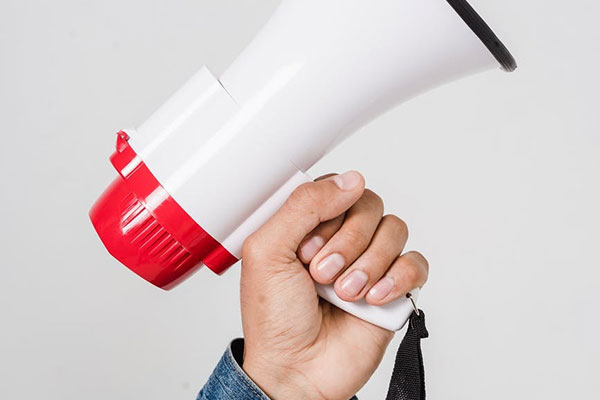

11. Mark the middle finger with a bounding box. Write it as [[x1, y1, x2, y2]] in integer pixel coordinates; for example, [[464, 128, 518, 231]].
[[309, 189, 384, 284]]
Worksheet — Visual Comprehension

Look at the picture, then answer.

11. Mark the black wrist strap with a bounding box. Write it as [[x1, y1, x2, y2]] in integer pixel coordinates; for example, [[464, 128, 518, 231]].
[[385, 310, 429, 400]]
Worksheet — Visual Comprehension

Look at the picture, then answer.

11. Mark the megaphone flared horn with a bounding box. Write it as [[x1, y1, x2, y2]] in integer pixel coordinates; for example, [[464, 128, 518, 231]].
[[220, 0, 516, 169], [90, 0, 516, 331]]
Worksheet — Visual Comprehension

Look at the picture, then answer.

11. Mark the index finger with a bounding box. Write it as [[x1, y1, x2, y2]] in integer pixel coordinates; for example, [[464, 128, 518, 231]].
[[252, 171, 365, 254]]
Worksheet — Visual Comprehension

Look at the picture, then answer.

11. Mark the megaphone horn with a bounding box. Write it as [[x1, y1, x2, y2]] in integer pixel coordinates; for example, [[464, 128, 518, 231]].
[[90, 0, 516, 331]]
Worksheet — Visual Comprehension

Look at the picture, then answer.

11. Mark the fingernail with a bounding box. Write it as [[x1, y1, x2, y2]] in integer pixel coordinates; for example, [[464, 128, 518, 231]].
[[332, 171, 361, 191], [368, 277, 395, 301], [299, 236, 324, 262], [341, 270, 369, 297], [316, 253, 346, 280]]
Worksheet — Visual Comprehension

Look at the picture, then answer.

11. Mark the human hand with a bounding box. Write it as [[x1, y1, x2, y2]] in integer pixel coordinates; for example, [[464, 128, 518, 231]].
[[240, 171, 429, 400]]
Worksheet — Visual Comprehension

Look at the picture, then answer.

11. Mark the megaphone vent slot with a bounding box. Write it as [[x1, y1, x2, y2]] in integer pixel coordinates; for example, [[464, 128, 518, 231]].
[[446, 0, 517, 72]]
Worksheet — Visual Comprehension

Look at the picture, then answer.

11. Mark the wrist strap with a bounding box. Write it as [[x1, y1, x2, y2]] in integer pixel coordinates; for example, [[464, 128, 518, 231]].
[[385, 310, 429, 400]]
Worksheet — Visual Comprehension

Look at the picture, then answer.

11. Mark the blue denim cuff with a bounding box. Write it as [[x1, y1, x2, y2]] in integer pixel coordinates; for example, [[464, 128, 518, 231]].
[[197, 339, 269, 400], [197, 338, 358, 400]]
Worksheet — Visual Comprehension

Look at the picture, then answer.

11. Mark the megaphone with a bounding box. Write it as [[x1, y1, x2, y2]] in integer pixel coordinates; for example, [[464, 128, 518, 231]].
[[90, 0, 516, 331]]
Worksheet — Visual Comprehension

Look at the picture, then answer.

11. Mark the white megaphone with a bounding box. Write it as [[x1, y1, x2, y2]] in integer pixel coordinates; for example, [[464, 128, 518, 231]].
[[90, 0, 516, 331]]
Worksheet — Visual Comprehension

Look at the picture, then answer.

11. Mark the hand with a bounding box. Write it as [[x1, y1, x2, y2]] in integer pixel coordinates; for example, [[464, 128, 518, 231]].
[[240, 171, 429, 400]]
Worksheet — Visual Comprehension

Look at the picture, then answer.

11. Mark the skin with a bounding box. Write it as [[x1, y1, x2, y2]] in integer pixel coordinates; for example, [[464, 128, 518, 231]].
[[240, 171, 429, 400]]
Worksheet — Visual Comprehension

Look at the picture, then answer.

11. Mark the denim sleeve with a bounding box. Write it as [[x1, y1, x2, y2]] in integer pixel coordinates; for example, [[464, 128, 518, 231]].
[[197, 339, 269, 400], [197, 338, 358, 400]]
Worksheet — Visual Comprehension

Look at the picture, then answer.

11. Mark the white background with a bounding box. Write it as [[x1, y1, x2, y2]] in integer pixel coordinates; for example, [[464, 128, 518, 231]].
[[1, 0, 598, 398]]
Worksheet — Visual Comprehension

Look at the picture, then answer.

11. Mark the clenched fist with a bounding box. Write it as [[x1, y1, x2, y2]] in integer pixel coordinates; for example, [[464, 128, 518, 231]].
[[240, 171, 429, 400]]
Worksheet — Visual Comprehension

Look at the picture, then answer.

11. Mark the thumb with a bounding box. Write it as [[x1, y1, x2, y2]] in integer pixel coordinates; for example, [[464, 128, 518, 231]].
[[243, 171, 365, 262]]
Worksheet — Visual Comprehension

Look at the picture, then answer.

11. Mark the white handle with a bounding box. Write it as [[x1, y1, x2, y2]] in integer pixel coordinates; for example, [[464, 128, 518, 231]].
[[316, 284, 418, 331]]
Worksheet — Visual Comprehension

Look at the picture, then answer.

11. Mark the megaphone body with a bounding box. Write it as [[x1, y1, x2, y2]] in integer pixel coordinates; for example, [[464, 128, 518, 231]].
[[90, 0, 515, 331]]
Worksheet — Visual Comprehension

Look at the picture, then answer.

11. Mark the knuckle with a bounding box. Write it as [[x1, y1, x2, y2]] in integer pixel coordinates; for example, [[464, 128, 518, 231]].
[[403, 261, 421, 284], [399, 251, 429, 284], [367, 247, 391, 267], [242, 233, 257, 251], [363, 189, 384, 211], [344, 227, 371, 249], [383, 214, 409, 237], [289, 183, 319, 206], [241, 234, 261, 260], [408, 251, 429, 273], [285, 183, 322, 222]]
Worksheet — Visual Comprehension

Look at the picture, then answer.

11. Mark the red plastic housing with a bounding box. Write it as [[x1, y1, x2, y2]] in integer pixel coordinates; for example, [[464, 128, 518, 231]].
[[89, 132, 238, 289]]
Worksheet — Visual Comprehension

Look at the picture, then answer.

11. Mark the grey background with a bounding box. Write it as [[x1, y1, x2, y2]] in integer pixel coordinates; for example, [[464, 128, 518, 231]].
[[1, 0, 598, 398]]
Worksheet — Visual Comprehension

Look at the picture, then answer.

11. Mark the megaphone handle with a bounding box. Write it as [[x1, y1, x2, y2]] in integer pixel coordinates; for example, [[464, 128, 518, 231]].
[[316, 284, 419, 332], [225, 169, 420, 331]]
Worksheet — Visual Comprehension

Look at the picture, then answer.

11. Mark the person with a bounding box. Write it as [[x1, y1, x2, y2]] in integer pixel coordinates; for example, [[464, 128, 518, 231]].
[[197, 171, 429, 400]]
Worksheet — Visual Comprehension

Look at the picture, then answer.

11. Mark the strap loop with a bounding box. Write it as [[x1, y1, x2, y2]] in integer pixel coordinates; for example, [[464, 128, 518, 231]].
[[385, 310, 429, 400]]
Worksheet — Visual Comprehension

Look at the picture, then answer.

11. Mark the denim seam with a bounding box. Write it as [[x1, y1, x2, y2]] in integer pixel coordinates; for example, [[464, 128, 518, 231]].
[[225, 346, 267, 399]]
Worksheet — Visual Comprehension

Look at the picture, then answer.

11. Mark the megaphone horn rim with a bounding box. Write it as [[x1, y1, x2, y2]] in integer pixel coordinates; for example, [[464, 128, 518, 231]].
[[447, 0, 517, 72]]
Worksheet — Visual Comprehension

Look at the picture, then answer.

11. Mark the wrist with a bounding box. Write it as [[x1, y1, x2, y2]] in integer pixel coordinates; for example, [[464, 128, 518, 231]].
[[243, 358, 325, 400]]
